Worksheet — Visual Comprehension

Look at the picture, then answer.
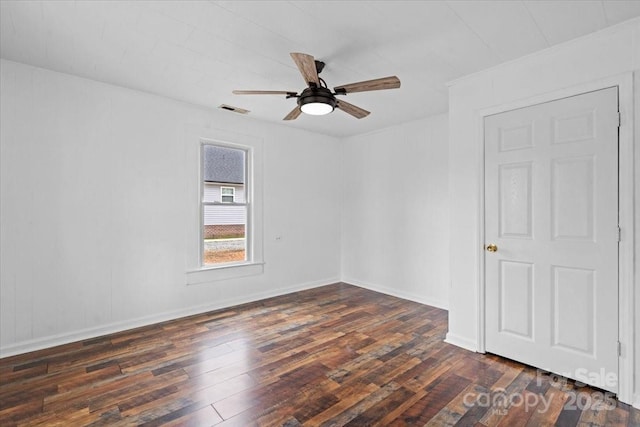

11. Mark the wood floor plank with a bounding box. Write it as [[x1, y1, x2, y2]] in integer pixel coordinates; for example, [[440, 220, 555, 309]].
[[144, 404, 223, 427], [388, 372, 471, 426], [343, 385, 415, 426], [1, 283, 638, 426], [524, 384, 570, 427], [495, 389, 538, 426], [577, 402, 611, 427], [302, 380, 381, 426], [88, 369, 189, 413], [182, 348, 255, 378], [605, 403, 630, 426], [424, 382, 484, 426], [42, 371, 152, 412], [479, 369, 536, 426]]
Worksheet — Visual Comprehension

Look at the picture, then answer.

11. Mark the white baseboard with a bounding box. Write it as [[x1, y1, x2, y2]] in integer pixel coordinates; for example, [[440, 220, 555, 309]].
[[444, 332, 478, 352], [343, 277, 449, 310], [0, 277, 339, 358]]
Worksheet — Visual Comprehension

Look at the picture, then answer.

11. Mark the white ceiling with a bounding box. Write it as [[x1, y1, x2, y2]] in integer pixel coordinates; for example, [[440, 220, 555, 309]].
[[2, 1, 640, 137]]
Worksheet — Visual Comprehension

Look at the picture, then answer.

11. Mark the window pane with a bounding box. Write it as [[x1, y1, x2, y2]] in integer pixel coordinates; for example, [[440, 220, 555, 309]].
[[203, 145, 246, 265], [220, 187, 235, 203]]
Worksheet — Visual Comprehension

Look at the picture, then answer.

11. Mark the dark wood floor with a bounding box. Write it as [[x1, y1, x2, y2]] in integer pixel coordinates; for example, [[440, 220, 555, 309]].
[[1, 283, 638, 426]]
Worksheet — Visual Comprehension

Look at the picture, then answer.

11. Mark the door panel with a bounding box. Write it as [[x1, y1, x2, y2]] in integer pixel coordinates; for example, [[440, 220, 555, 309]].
[[552, 111, 595, 144], [551, 266, 595, 355], [551, 156, 595, 241], [499, 260, 534, 340], [499, 123, 533, 151], [484, 87, 619, 393], [499, 162, 533, 239]]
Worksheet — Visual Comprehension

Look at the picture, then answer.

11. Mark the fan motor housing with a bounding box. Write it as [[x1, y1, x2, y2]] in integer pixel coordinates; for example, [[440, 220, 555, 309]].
[[297, 86, 337, 111]]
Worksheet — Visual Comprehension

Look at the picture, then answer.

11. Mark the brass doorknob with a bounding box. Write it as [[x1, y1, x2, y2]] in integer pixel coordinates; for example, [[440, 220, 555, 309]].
[[486, 244, 498, 252]]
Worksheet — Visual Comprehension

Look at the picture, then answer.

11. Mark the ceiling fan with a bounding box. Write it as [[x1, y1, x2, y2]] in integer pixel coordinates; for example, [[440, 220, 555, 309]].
[[233, 52, 401, 120]]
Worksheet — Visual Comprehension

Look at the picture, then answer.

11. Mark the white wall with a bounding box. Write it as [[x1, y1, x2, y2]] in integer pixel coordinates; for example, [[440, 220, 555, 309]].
[[0, 59, 452, 357], [341, 115, 449, 309], [447, 18, 640, 406], [0, 59, 342, 356]]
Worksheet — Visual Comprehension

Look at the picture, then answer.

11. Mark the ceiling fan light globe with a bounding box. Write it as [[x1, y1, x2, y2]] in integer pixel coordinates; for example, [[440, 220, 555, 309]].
[[301, 102, 334, 115], [297, 86, 336, 116]]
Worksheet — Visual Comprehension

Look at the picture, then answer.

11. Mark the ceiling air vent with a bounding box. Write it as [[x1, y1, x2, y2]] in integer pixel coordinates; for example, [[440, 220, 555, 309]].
[[218, 104, 249, 114]]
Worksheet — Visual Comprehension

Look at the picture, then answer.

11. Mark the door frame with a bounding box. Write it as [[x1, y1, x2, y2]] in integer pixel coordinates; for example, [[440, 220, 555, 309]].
[[476, 73, 634, 405]]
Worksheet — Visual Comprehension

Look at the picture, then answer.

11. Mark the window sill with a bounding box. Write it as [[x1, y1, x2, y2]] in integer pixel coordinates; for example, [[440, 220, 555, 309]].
[[186, 262, 264, 285]]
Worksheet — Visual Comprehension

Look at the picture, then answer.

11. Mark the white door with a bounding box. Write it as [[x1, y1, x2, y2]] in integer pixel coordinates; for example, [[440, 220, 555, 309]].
[[484, 87, 619, 393]]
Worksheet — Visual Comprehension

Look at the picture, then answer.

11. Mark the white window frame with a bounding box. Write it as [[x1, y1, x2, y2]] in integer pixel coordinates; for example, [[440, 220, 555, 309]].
[[220, 186, 235, 203], [185, 127, 264, 285]]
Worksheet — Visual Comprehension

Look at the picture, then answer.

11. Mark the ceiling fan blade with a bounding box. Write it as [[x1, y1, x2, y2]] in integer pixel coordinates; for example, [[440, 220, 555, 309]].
[[336, 99, 370, 119], [290, 52, 320, 86], [233, 90, 297, 96], [334, 76, 401, 94], [283, 107, 302, 121]]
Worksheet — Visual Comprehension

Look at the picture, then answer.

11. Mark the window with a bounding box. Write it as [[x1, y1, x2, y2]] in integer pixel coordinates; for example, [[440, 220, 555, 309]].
[[186, 127, 263, 285], [220, 187, 235, 203], [201, 144, 248, 266]]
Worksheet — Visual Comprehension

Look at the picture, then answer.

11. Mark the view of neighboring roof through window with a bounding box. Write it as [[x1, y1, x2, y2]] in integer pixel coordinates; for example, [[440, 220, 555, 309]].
[[202, 144, 247, 266], [203, 144, 245, 184]]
